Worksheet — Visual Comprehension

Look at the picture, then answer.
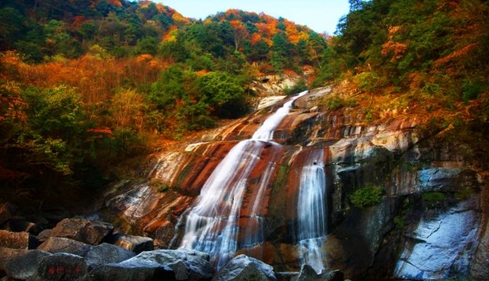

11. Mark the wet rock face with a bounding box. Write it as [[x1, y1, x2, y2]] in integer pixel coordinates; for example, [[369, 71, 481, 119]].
[[394, 200, 480, 280], [101, 88, 487, 280]]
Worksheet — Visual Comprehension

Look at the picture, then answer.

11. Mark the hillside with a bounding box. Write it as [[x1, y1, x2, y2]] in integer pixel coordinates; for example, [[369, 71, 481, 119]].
[[1, 0, 489, 220], [0, 0, 325, 198]]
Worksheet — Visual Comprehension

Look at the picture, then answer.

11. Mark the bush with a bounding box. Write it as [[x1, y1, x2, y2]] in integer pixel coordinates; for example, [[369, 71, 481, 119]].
[[350, 185, 383, 208], [422, 191, 445, 202]]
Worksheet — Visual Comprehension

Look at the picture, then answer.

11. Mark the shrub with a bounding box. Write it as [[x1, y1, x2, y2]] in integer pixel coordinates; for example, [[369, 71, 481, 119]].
[[350, 185, 383, 208], [422, 191, 445, 202]]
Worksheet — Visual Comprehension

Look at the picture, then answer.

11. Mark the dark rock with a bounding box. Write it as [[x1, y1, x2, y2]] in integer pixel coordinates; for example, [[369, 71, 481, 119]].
[[41, 208, 71, 224], [4, 250, 51, 280], [110, 233, 154, 254], [0, 230, 37, 249], [323, 269, 344, 281], [0, 203, 15, 226], [417, 168, 478, 192], [7, 217, 38, 233], [86, 262, 175, 281], [31, 253, 88, 281], [275, 272, 298, 281], [85, 243, 135, 266], [126, 249, 214, 281], [471, 220, 489, 279], [296, 264, 318, 281], [51, 218, 114, 245], [212, 254, 277, 281], [37, 237, 92, 256]]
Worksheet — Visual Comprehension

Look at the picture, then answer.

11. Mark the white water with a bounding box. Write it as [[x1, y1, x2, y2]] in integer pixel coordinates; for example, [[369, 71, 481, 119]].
[[179, 90, 308, 269], [297, 149, 327, 274]]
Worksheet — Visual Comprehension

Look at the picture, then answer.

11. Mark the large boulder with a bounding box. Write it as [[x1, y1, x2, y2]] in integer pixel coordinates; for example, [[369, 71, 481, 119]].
[[0, 230, 37, 249], [50, 218, 114, 245], [84, 243, 135, 266], [4, 249, 51, 280], [212, 255, 277, 281], [30, 253, 88, 281], [110, 233, 154, 254], [37, 236, 92, 256], [86, 261, 175, 281], [126, 249, 214, 281]]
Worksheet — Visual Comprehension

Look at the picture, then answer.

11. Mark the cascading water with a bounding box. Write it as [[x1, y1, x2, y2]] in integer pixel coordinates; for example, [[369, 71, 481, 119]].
[[179, 90, 308, 269], [297, 148, 327, 274]]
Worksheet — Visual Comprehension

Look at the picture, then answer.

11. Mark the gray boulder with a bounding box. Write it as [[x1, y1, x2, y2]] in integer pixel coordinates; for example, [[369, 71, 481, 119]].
[[30, 253, 88, 281], [85, 243, 135, 266], [50, 218, 114, 245], [37, 236, 92, 256], [126, 249, 214, 281], [4, 250, 51, 280], [212, 255, 277, 281], [85, 261, 175, 281]]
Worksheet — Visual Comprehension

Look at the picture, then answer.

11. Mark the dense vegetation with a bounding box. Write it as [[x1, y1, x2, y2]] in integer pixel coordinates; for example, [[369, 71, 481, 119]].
[[1, 0, 489, 205], [313, 0, 489, 170], [0, 0, 327, 196]]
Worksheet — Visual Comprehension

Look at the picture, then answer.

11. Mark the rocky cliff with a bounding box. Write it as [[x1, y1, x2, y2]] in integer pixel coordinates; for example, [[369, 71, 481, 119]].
[[101, 85, 488, 280]]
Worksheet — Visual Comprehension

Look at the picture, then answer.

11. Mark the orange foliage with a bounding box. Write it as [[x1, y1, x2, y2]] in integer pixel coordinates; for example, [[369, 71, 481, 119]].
[[434, 43, 478, 67], [255, 22, 277, 39], [381, 26, 408, 62], [155, 3, 165, 14], [172, 12, 190, 24], [283, 19, 304, 44], [0, 82, 29, 124], [225, 9, 241, 17], [106, 0, 122, 7], [283, 69, 298, 77], [0, 52, 167, 121], [230, 20, 242, 29], [138, 0, 151, 8], [250, 33, 262, 45], [163, 25, 178, 42], [71, 16, 87, 29], [195, 69, 208, 77], [87, 127, 113, 139]]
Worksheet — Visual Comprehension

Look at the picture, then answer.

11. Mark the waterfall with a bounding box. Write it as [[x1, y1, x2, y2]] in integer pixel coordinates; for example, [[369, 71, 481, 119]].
[[297, 149, 327, 274], [179, 90, 308, 269]]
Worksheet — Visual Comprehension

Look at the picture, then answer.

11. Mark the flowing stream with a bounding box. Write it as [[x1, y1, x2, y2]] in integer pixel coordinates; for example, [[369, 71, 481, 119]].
[[179, 90, 308, 269], [297, 148, 327, 274]]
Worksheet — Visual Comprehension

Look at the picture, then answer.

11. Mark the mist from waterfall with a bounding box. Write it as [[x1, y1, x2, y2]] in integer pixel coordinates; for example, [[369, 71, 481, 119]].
[[179, 90, 308, 269], [297, 148, 327, 274]]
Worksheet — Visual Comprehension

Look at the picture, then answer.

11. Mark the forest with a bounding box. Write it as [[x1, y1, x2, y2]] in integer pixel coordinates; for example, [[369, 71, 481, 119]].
[[1, 0, 489, 201]]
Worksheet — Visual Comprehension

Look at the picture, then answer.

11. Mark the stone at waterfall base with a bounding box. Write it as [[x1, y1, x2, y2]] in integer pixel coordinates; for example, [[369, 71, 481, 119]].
[[212, 254, 277, 281]]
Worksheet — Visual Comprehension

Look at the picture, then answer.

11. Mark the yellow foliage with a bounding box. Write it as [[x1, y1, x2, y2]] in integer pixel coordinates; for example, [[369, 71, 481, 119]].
[[172, 12, 190, 24]]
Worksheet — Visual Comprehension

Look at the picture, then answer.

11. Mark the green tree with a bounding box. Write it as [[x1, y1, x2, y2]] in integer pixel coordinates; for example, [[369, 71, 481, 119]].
[[149, 65, 186, 109], [197, 71, 249, 118], [136, 36, 158, 55]]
